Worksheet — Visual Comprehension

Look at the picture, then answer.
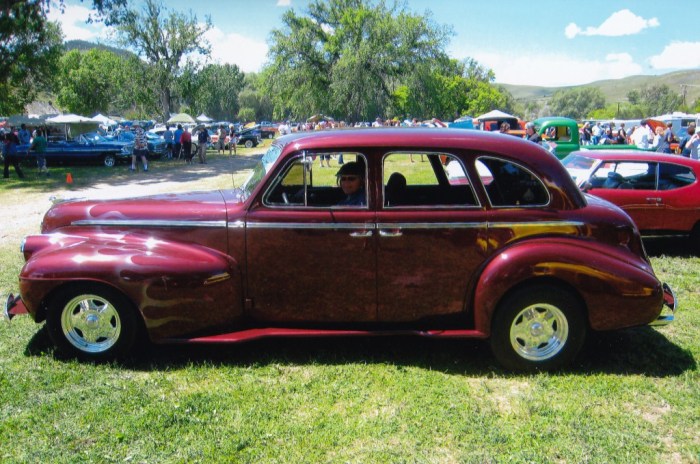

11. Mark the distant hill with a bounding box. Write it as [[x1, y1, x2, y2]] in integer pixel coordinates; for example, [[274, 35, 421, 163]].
[[499, 69, 700, 107], [64, 40, 136, 59]]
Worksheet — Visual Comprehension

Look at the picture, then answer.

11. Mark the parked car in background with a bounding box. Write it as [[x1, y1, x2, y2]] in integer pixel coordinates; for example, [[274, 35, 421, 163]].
[[257, 121, 278, 139], [5, 129, 675, 371], [563, 150, 700, 249], [106, 131, 166, 159], [19, 132, 133, 167], [533, 117, 659, 159], [235, 128, 262, 148]]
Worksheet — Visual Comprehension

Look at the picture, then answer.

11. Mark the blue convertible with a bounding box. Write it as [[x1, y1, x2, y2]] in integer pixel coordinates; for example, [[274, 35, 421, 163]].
[[20, 132, 133, 167]]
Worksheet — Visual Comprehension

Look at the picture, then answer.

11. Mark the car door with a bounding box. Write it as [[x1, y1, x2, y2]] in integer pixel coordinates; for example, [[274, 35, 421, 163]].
[[245, 151, 377, 324], [585, 160, 672, 231], [376, 152, 488, 324]]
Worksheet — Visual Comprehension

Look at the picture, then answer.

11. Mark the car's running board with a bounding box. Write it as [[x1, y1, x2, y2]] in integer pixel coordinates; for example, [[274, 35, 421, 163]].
[[172, 328, 488, 344]]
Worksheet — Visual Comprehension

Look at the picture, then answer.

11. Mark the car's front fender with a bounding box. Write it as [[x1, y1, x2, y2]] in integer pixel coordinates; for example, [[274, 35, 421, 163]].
[[472, 237, 663, 334], [19, 232, 243, 341]]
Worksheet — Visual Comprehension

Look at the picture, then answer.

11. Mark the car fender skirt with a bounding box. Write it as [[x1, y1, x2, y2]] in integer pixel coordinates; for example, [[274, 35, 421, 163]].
[[19, 237, 243, 339], [473, 239, 664, 334]]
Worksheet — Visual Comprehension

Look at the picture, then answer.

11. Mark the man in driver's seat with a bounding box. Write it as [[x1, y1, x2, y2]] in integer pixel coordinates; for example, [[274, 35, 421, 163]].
[[336, 162, 366, 206]]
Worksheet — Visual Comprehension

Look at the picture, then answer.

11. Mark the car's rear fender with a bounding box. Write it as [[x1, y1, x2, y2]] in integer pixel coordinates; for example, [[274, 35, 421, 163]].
[[19, 233, 243, 341], [471, 238, 664, 335]]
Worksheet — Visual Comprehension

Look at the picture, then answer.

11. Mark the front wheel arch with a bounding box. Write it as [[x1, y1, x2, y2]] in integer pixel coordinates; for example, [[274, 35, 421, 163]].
[[489, 283, 587, 372]]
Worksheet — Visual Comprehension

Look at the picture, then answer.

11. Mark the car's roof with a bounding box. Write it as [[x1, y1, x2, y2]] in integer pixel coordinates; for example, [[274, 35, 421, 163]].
[[274, 127, 550, 158], [571, 150, 700, 166]]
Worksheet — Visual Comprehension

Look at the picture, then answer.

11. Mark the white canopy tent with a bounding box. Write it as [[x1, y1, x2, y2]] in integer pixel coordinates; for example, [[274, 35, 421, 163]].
[[475, 110, 517, 120], [46, 113, 99, 124], [167, 113, 195, 124], [92, 113, 118, 126], [196, 113, 214, 123]]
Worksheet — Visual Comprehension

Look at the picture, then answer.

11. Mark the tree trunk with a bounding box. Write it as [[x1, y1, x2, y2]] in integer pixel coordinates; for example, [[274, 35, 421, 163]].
[[161, 87, 171, 123]]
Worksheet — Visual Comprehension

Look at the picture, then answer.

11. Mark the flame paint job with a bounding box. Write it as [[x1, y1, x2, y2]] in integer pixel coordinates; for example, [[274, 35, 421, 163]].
[[14, 128, 672, 346]]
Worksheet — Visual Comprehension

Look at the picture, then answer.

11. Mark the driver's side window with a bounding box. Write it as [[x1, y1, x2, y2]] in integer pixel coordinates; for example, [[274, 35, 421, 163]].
[[263, 152, 367, 208]]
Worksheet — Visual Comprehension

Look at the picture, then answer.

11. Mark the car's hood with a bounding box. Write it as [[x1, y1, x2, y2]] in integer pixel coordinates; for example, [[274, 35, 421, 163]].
[[41, 190, 229, 233]]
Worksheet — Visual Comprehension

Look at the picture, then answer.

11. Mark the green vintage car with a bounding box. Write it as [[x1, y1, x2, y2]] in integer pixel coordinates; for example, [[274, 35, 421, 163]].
[[533, 117, 650, 159]]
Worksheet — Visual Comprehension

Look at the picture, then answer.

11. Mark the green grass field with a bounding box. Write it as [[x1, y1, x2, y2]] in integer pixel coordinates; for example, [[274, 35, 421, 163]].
[[0, 143, 698, 463]]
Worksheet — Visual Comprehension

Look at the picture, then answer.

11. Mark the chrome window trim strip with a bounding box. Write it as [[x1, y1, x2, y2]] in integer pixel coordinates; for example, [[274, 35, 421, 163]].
[[241, 220, 584, 231], [72, 219, 227, 228]]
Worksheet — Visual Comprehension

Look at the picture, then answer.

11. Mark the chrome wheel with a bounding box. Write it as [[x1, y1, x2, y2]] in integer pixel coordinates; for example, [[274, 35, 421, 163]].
[[103, 154, 116, 167], [509, 303, 568, 361], [490, 285, 586, 371], [60, 293, 122, 353]]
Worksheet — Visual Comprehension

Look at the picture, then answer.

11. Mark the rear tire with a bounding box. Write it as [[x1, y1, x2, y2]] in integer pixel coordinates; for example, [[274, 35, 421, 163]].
[[244, 140, 253, 148], [490, 285, 586, 371], [46, 283, 141, 361]]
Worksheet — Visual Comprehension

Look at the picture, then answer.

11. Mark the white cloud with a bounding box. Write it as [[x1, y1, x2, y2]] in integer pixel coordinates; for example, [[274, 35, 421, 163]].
[[565, 9, 659, 38], [649, 42, 700, 69], [47, 4, 113, 42], [474, 51, 643, 87], [277, 0, 292, 6], [204, 26, 269, 73]]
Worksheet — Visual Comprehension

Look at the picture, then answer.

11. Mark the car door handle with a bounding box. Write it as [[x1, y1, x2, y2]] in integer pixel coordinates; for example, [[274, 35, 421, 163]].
[[379, 229, 403, 237], [645, 197, 662, 202], [349, 230, 373, 238]]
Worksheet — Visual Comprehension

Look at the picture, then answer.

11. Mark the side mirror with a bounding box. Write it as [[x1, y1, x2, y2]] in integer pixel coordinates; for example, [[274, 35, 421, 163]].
[[580, 181, 593, 192]]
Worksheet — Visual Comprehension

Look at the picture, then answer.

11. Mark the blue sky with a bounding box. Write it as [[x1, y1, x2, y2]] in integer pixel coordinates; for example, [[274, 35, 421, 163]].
[[51, 0, 700, 87]]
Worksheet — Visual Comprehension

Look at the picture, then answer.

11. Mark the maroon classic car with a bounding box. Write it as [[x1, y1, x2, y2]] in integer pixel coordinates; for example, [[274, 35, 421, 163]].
[[4, 129, 675, 371], [563, 150, 700, 249]]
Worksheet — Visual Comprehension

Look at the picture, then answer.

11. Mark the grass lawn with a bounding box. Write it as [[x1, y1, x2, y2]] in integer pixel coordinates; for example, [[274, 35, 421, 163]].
[[0, 142, 698, 463]]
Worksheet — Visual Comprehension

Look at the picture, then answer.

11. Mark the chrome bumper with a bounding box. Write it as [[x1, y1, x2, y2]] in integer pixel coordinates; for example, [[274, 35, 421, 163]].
[[2, 293, 28, 323], [649, 283, 676, 327]]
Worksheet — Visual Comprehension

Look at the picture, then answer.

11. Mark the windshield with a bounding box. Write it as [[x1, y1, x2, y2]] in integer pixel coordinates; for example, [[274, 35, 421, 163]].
[[83, 132, 108, 143], [562, 154, 596, 170], [241, 143, 283, 199]]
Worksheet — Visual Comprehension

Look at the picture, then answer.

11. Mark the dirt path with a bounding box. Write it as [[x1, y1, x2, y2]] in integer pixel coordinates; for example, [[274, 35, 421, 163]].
[[1, 150, 264, 245]]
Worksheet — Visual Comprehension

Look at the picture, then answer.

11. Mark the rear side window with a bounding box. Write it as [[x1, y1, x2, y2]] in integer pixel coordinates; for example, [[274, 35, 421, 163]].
[[382, 152, 478, 207], [658, 163, 695, 190], [589, 161, 695, 191], [478, 157, 549, 207]]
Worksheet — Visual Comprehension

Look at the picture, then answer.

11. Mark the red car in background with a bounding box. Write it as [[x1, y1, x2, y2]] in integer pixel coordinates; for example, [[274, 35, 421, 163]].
[[563, 150, 700, 248], [5, 130, 675, 371]]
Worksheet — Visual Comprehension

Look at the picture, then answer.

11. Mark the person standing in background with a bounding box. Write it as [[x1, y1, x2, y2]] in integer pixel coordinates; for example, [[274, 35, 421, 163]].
[[173, 124, 184, 160], [3, 129, 25, 179], [163, 125, 174, 160], [30, 127, 48, 176], [130, 122, 149, 172], [197, 127, 209, 164]]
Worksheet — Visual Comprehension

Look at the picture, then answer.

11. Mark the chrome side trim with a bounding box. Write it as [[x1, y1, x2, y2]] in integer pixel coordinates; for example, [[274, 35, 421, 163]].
[[246, 222, 375, 230], [377, 222, 484, 229], [72, 219, 227, 228], [489, 221, 585, 228]]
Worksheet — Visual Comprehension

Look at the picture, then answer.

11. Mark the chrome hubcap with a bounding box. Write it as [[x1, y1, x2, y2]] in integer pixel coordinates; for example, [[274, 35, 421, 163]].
[[61, 294, 121, 353], [510, 303, 569, 361]]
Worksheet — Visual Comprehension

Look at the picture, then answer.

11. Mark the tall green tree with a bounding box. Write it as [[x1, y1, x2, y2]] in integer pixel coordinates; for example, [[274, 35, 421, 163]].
[[627, 85, 683, 117], [194, 64, 246, 121], [548, 87, 606, 120], [115, 0, 211, 121], [56, 49, 121, 115], [264, 0, 452, 121], [0, 0, 128, 114]]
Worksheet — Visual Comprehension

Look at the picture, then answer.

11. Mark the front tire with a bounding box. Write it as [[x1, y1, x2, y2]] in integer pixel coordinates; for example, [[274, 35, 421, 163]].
[[46, 284, 141, 361], [490, 285, 586, 371], [244, 140, 253, 148], [103, 154, 116, 167]]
